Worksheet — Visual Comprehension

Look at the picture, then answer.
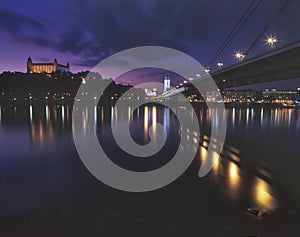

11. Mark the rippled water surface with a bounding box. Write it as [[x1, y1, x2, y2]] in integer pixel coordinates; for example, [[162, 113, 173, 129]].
[[0, 104, 300, 217]]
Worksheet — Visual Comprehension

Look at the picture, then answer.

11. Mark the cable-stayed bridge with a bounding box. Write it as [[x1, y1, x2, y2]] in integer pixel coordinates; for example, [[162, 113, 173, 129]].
[[160, 40, 300, 98]]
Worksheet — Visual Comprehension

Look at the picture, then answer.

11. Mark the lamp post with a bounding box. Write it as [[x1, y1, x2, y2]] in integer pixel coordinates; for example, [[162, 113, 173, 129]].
[[266, 35, 277, 49], [217, 62, 224, 69]]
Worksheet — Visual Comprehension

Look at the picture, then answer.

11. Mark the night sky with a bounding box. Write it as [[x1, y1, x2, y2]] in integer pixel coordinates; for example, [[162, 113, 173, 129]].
[[0, 0, 299, 89]]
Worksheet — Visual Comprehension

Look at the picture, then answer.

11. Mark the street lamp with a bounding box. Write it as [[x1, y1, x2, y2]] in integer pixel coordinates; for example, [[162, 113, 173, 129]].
[[234, 51, 245, 62], [265, 35, 277, 49], [217, 62, 224, 69]]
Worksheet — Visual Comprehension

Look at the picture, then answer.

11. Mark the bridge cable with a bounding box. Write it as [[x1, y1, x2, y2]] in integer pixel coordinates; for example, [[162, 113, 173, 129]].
[[207, 0, 264, 68], [245, 0, 293, 57]]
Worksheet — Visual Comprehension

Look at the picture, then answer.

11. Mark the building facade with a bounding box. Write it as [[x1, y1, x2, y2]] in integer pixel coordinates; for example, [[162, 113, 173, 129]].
[[163, 74, 171, 93], [27, 57, 70, 73]]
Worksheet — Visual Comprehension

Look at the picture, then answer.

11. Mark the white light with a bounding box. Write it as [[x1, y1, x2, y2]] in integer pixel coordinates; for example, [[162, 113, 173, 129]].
[[217, 62, 224, 69], [265, 35, 278, 48], [234, 51, 245, 61]]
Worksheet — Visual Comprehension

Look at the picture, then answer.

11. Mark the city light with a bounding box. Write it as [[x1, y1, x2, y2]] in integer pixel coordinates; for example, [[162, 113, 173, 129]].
[[234, 51, 245, 62], [265, 35, 278, 49], [217, 62, 224, 69], [205, 68, 210, 74]]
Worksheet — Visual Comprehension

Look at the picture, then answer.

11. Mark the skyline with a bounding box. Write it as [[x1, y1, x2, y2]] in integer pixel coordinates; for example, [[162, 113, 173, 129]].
[[0, 0, 300, 90]]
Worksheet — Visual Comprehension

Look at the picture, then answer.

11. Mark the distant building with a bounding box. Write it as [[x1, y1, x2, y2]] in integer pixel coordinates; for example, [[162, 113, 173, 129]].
[[262, 89, 297, 103], [163, 74, 171, 93], [144, 88, 157, 97], [222, 89, 260, 103], [27, 57, 70, 73], [297, 88, 300, 103]]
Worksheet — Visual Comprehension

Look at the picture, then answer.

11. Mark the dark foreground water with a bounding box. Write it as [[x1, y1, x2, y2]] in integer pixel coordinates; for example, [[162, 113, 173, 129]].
[[0, 104, 300, 236]]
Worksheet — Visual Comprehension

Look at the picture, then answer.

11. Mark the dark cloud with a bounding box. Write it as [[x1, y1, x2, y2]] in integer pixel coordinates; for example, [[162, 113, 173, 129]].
[[0, 8, 51, 49], [0, 1, 270, 65], [1, 0, 299, 71], [0, 8, 45, 33], [72, 57, 107, 67], [50, 0, 226, 66], [72, 0, 219, 50]]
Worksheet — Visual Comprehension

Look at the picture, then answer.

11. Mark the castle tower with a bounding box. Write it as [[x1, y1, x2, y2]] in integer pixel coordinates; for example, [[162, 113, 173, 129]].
[[54, 58, 57, 72], [163, 74, 171, 93], [27, 57, 32, 73]]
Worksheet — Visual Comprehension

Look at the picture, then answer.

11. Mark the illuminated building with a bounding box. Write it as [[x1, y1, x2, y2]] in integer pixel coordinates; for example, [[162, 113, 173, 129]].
[[27, 57, 70, 73], [163, 74, 171, 93], [262, 89, 297, 103]]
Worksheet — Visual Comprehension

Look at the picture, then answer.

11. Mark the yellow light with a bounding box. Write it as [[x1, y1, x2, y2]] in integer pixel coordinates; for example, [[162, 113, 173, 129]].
[[234, 51, 245, 61], [265, 35, 278, 48], [229, 162, 238, 185], [144, 106, 149, 137], [253, 178, 278, 211]]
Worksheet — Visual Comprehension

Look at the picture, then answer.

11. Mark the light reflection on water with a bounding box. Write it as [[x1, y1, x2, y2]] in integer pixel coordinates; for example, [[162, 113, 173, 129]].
[[200, 142, 278, 211], [253, 177, 278, 211], [0, 104, 299, 214], [228, 162, 240, 196]]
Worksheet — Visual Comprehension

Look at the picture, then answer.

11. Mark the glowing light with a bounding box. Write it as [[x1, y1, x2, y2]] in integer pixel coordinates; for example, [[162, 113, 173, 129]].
[[144, 106, 149, 138], [93, 106, 97, 125], [227, 162, 241, 199], [229, 162, 238, 183], [217, 62, 224, 69], [265, 35, 278, 49], [152, 106, 157, 125], [45, 106, 49, 123], [62, 106, 65, 123], [29, 105, 33, 123], [128, 106, 131, 121], [199, 146, 207, 163], [254, 178, 278, 211], [234, 51, 245, 61]]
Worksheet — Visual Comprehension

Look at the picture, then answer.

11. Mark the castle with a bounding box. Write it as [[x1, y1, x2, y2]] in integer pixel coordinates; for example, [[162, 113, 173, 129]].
[[27, 57, 70, 73]]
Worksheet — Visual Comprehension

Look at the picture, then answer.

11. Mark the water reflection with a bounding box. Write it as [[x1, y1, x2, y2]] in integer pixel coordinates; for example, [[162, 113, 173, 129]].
[[253, 177, 278, 211], [45, 105, 49, 123], [27, 105, 73, 147], [62, 106, 65, 124], [30, 121, 54, 146], [163, 107, 169, 132], [151, 106, 157, 137], [144, 106, 149, 139], [199, 136, 278, 210], [0, 104, 299, 214], [224, 107, 300, 131], [29, 105, 33, 123], [227, 162, 241, 199]]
